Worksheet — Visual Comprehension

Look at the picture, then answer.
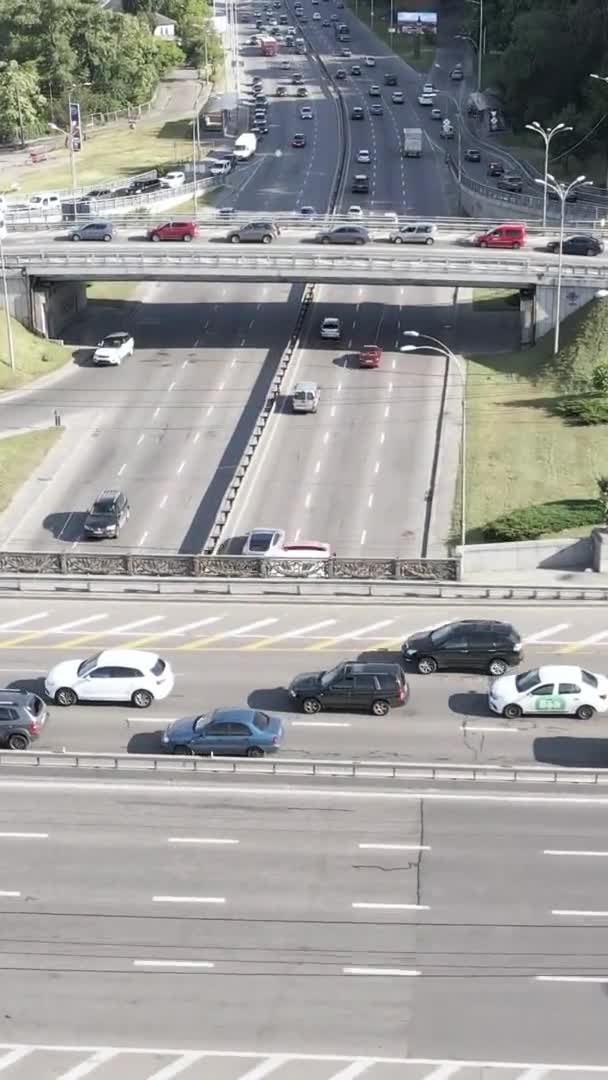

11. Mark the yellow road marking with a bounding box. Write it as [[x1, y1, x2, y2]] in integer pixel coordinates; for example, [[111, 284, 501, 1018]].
[[0, 630, 55, 648]]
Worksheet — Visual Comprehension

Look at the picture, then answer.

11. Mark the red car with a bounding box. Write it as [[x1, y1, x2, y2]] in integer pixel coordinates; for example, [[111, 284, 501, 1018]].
[[359, 344, 382, 368], [292, 133, 307, 147], [147, 220, 198, 242]]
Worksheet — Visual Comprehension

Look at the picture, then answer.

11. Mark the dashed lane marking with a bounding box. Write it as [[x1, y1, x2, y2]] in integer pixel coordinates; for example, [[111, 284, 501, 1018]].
[[307, 620, 394, 651], [177, 618, 278, 650], [240, 619, 338, 651]]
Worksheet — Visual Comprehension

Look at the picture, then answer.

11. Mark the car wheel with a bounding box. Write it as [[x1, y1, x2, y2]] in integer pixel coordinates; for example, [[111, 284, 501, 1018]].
[[356, 237, 365, 245], [503, 703, 522, 719], [131, 689, 153, 709], [151, 234, 161, 242], [371, 699, 390, 716], [488, 658, 508, 676], [246, 746, 264, 757], [7, 733, 29, 751], [393, 236, 403, 244], [183, 234, 193, 242], [576, 704, 595, 720], [55, 687, 78, 706], [103, 234, 112, 242], [173, 744, 193, 755], [416, 656, 437, 675], [587, 248, 595, 257], [262, 234, 272, 243], [302, 697, 322, 714], [71, 234, 81, 241], [479, 241, 488, 248], [512, 242, 521, 249], [425, 237, 434, 245], [230, 234, 241, 243]]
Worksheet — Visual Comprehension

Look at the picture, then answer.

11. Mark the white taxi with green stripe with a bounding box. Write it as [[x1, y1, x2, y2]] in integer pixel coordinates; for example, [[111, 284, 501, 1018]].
[[489, 665, 608, 720]]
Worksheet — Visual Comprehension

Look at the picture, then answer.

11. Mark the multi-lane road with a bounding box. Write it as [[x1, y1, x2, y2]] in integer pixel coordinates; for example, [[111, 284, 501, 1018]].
[[1, 771, 608, 1073], [1, 594, 608, 767]]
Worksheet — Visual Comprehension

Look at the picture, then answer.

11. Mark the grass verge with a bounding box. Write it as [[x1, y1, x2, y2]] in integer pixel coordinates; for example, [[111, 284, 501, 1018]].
[[345, 0, 434, 71], [465, 298, 608, 541], [3, 119, 201, 196], [0, 317, 73, 391], [0, 428, 63, 513], [472, 288, 520, 313]]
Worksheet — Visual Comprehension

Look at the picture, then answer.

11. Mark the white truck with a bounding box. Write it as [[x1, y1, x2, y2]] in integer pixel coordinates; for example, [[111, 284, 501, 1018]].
[[403, 128, 422, 157]]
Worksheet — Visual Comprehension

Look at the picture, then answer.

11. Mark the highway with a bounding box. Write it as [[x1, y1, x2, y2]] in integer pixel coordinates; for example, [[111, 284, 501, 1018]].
[[1, 772, 608, 1072], [0, 594, 607, 768]]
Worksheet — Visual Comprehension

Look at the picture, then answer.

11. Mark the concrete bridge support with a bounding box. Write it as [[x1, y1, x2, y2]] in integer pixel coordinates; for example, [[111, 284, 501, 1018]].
[[0, 272, 87, 338]]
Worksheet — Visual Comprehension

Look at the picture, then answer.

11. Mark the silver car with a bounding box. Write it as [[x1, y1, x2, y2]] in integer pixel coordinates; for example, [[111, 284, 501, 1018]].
[[227, 221, 280, 244], [389, 223, 436, 245], [315, 225, 369, 245]]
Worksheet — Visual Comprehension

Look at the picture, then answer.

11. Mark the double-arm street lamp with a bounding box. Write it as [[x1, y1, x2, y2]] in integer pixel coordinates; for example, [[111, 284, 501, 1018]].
[[465, 0, 484, 92], [524, 121, 572, 228], [590, 74, 608, 190], [400, 331, 467, 569], [534, 173, 593, 355]]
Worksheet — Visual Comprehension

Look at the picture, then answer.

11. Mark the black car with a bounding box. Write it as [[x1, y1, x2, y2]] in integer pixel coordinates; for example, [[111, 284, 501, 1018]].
[[351, 174, 369, 193], [84, 489, 130, 539], [351, 106, 364, 120], [497, 175, 523, 193], [548, 188, 578, 203], [292, 72, 304, 83], [0, 689, 47, 750], [128, 178, 162, 194], [289, 661, 409, 715], [384, 72, 397, 85], [401, 620, 523, 676], [487, 160, 504, 177], [464, 149, 481, 162], [335, 68, 347, 79], [546, 233, 604, 257]]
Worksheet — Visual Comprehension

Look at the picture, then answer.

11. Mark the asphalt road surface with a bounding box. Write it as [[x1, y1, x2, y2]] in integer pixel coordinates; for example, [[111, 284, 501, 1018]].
[[0, 595, 607, 769], [1, 772, 608, 1072]]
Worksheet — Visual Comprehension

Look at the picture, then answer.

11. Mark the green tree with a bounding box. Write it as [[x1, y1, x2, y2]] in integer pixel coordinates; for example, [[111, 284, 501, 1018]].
[[593, 364, 608, 393], [0, 60, 46, 143], [597, 476, 608, 523]]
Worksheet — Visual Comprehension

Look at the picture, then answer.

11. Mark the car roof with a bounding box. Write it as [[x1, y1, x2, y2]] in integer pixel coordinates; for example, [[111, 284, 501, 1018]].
[[344, 661, 403, 675], [211, 706, 255, 723], [294, 381, 319, 392], [94, 649, 162, 666], [103, 331, 130, 340], [0, 689, 34, 704], [531, 665, 592, 682]]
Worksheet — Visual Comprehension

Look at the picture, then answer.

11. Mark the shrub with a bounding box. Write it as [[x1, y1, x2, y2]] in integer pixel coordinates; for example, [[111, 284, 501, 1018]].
[[555, 396, 608, 424], [593, 364, 608, 393], [482, 500, 603, 542]]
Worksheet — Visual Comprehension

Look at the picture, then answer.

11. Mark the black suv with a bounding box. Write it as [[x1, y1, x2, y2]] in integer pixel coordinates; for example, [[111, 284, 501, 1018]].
[[84, 489, 130, 539], [352, 174, 369, 193], [384, 72, 397, 85], [289, 661, 409, 715], [401, 620, 523, 676], [0, 690, 47, 750], [546, 234, 603, 257]]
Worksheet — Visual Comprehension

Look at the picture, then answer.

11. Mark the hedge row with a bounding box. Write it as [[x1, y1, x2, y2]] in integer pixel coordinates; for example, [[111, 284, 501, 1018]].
[[556, 396, 608, 424], [482, 500, 604, 542]]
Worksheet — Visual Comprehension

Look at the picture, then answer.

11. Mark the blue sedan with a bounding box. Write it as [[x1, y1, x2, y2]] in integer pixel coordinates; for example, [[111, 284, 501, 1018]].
[[162, 707, 283, 757]]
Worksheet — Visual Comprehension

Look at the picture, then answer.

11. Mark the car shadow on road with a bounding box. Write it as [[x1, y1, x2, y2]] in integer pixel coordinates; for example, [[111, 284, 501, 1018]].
[[42, 511, 87, 542], [247, 687, 296, 712], [127, 730, 165, 754], [6, 677, 46, 698], [534, 735, 608, 768], [72, 347, 94, 367], [356, 648, 402, 664], [447, 691, 491, 718], [332, 352, 358, 369]]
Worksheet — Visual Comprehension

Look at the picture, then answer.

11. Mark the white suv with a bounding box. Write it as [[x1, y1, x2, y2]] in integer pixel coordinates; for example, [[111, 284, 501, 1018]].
[[45, 650, 175, 708], [320, 317, 342, 339]]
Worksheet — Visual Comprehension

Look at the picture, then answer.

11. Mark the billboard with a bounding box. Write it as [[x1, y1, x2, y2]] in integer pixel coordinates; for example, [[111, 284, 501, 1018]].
[[397, 10, 437, 33], [68, 101, 82, 153]]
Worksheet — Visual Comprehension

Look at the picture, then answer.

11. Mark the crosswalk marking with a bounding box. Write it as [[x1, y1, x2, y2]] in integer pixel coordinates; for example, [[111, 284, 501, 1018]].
[[240, 619, 338, 651], [50, 615, 112, 648], [146, 1053, 208, 1079], [235, 1056, 291, 1080], [177, 618, 278, 650], [524, 624, 570, 643], [374, 622, 444, 652], [125, 617, 225, 649], [56, 1049, 118, 1079], [0, 613, 48, 632], [307, 620, 394, 651], [57, 616, 168, 651]]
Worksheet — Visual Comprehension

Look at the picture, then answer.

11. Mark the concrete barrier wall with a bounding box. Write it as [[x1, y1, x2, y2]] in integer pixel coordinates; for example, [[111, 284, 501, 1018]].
[[461, 535, 593, 573]]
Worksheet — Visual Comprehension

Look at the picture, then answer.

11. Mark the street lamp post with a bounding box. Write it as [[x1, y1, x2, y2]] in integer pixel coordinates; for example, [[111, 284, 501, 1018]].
[[401, 331, 466, 570], [48, 113, 79, 214], [524, 121, 572, 228], [192, 82, 204, 213], [465, 0, 484, 91], [534, 173, 593, 355], [0, 224, 15, 373]]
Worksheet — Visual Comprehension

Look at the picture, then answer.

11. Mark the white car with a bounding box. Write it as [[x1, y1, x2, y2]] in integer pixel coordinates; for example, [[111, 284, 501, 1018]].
[[418, 93, 434, 105], [160, 171, 186, 188], [313, 10, 321, 18], [392, 90, 404, 104], [45, 650, 175, 708], [281, 59, 291, 69], [365, 56, 376, 66], [300, 105, 313, 118], [489, 665, 608, 721], [347, 205, 363, 218], [320, 316, 341, 339], [422, 83, 435, 95], [356, 149, 371, 163], [93, 331, 134, 366], [242, 527, 286, 555]]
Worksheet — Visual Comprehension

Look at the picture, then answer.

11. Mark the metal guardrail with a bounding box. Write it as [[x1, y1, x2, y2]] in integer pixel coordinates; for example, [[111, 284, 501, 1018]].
[[2, 751, 608, 785], [6, 246, 607, 287]]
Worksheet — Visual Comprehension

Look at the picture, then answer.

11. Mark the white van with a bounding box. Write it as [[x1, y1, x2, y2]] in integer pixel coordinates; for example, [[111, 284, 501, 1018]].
[[234, 132, 257, 160], [28, 192, 61, 212], [208, 158, 233, 176], [292, 381, 320, 413]]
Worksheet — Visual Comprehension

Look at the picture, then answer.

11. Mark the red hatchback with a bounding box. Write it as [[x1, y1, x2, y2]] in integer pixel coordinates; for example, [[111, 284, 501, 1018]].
[[359, 344, 382, 368], [147, 220, 198, 242]]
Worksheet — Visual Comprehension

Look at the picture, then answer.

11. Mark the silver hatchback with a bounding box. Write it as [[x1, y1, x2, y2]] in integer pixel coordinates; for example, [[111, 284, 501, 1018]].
[[389, 222, 436, 245], [315, 225, 369, 245]]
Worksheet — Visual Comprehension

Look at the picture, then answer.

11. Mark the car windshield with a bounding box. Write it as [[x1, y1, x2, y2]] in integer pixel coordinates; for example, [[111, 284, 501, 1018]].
[[77, 653, 102, 677], [151, 657, 165, 676], [101, 335, 125, 347], [582, 669, 599, 688], [91, 495, 117, 515], [515, 669, 541, 693], [248, 531, 274, 551], [430, 624, 458, 645], [253, 711, 270, 729], [321, 663, 342, 687], [193, 714, 209, 732]]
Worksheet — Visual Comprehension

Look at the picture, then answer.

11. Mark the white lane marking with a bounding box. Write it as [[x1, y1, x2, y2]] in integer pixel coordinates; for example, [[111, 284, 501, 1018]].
[[325, 1062, 375, 1080], [536, 975, 608, 983], [367, 493, 374, 508], [222, 618, 278, 638], [388, 382, 393, 393], [168, 381, 176, 392], [144, 1052, 211, 1079], [323, 431, 330, 444], [206, 405, 214, 416], [133, 961, 214, 970], [117, 463, 127, 476], [330, 405, 336, 417], [552, 909, 608, 917], [194, 432, 201, 443], [56, 1050, 118, 1079], [218, 381, 225, 391], [292, 721, 352, 728], [344, 967, 420, 977], [545, 849, 608, 857], [159, 495, 168, 509], [182, 360, 188, 370], [423, 1067, 463, 1080], [523, 623, 570, 643], [569, 630, 608, 645], [460, 724, 521, 734], [139, 531, 148, 547], [352, 902, 429, 911], [322, 620, 394, 645], [293, 528, 301, 543], [374, 461, 380, 474], [49, 614, 108, 634], [0, 891, 21, 897], [0, 832, 47, 839], [379, 431, 385, 444], [0, 613, 49, 631], [168, 837, 239, 845], [235, 1056, 291, 1080], [111, 616, 165, 635], [256, 619, 337, 644], [153, 896, 225, 904], [314, 460, 321, 474], [360, 530, 367, 546], [304, 492, 312, 509], [0, 1049, 33, 1071], [153, 407, 161, 419], [358, 843, 431, 851], [384, 405, 390, 419], [137, 433, 145, 446], [177, 461, 186, 475]]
